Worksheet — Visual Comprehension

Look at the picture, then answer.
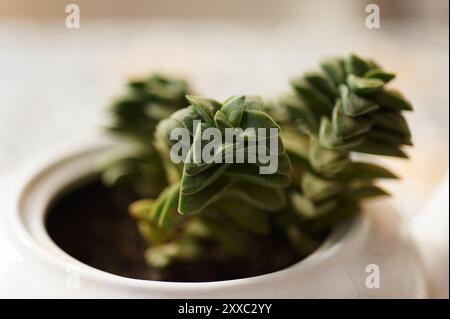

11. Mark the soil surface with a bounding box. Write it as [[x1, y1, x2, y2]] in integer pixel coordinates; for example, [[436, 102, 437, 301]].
[[46, 180, 303, 282]]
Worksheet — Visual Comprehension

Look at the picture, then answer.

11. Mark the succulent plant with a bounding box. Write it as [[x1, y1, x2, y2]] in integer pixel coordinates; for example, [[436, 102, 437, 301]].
[[281, 53, 412, 156], [278, 53, 413, 233], [101, 74, 190, 197], [130, 95, 295, 267], [102, 54, 414, 269], [108, 74, 189, 143]]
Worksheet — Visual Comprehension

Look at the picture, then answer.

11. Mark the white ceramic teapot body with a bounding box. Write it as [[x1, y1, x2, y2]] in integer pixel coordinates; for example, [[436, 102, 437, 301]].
[[0, 139, 427, 298]]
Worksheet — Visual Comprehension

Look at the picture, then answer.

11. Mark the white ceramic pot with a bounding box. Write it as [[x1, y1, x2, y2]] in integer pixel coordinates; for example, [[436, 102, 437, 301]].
[[410, 175, 449, 298], [0, 138, 427, 298]]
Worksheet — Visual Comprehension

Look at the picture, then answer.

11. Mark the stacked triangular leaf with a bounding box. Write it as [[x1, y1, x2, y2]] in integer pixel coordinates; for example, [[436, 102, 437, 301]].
[[108, 74, 189, 142], [154, 95, 291, 217], [284, 54, 412, 157], [101, 74, 190, 196], [279, 53, 412, 232]]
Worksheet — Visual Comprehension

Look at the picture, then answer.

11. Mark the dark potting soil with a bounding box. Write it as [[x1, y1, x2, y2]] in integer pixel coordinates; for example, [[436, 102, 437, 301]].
[[45, 179, 303, 282]]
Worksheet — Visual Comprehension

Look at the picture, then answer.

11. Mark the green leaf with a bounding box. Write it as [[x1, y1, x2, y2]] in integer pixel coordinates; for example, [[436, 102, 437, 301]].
[[145, 103, 174, 121], [155, 117, 185, 149], [302, 172, 342, 202], [347, 74, 384, 95], [281, 128, 311, 160], [183, 128, 222, 175], [369, 128, 413, 146], [287, 150, 311, 172], [220, 95, 245, 127], [340, 85, 379, 116], [186, 95, 220, 127], [290, 192, 338, 219], [171, 106, 202, 135], [150, 186, 171, 222], [319, 117, 365, 150], [345, 184, 390, 199], [184, 219, 211, 238], [372, 112, 411, 137], [108, 74, 189, 144], [309, 139, 350, 176], [344, 54, 371, 76], [320, 57, 346, 85], [291, 77, 334, 116], [214, 110, 233, 130], [157, 183, 181, 227], [279, 94, 319, 132], [226, 164, 291, 188], [354, 138, 409, 158], [332, 100, 373, 139], [217, 201, 270, 234], [179, 177, 232, 215], [181, 164, 230, 195], [243, 96, 264, 111], [145, 238, 201, 268], [129, 199, 154, 220], [137, 220, 172, 245], [334, 162, 398, 180], [275, 153, 293, 176], [371, 89, 413, 111], [240, 109, 281, 131], [364, 68, 396, 83], [184, 152, 218, 175], [101, 163, 135, 187], [307, 201, 359, 233], [226, 182, 286, 211], [365, 59, 381, 70], [304, 71, 337, 99]]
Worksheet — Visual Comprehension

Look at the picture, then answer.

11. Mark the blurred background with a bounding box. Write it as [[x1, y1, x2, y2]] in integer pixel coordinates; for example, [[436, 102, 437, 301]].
[[0, 0, 448, 217]]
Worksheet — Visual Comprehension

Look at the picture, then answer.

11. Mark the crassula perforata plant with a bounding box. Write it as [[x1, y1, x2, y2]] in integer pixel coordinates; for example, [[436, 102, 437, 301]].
[[102, 74, 190, 197], [102, 54, 413, 269]]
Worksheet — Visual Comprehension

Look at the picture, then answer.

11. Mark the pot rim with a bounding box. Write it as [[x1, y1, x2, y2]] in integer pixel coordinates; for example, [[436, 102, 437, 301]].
[[9, 136, 367, 292]]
